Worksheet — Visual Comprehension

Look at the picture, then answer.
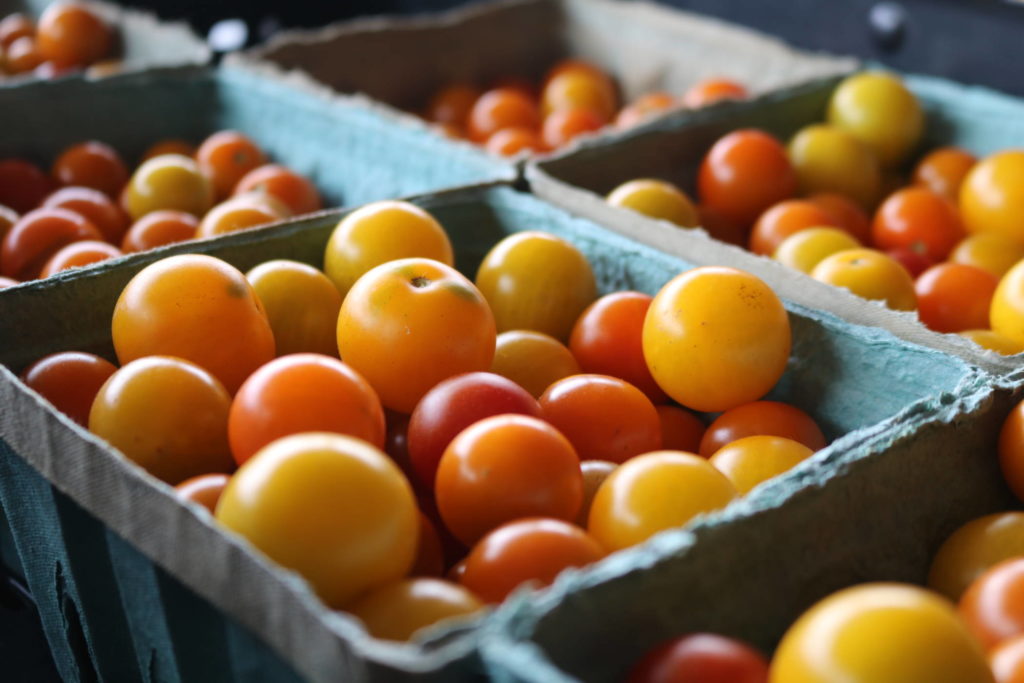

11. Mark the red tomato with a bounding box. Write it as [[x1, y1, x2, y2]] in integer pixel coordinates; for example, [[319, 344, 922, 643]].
[[1, 207, 101, 280], [233, 164, 321, 216], [959, 557, 1024, 649], [915, 263, 999, 333], [871, 187, 965, 262], [51, 141, 129, 198], [657, 405, 706, 454], [809, 192, 872, 244], [887, 247, 935, 279], [0, 159, 51, 213], [699, 401, 826, 457], [20, 351, 117, 427], [43, 186, 129, 244], [411, 511, 445, 578], [39, 239, 121, 277], [628, 633, 769, 683]]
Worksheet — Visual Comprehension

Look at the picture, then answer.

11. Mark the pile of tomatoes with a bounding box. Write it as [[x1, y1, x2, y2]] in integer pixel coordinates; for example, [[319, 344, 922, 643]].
[[18, 197, 833, 642], [0, 130, 321, 287], [0, 2, 115, 79], [606, 71, 1024, 356], [420, 58, 746, 156]]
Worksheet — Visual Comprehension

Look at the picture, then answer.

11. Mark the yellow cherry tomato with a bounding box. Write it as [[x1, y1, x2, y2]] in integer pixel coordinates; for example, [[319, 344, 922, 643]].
[[991, 260, 1024, 345], [196, 196, 285, 239], [345, 577, 483, 642], [827, 72, 924, 167], [928, 512, 1024, 600], [215, 432, 418, 608], [787, 124, 881, 208], [605, 179, 699, 228], [770, 583, 994, 683], [811, 248, 917, 311], [773, 227, 861, 274], [475, 231, 597, 341], [950, 234, 1024, 279], [125, 154, 214, 221], [246, 260, 342, 357], [587, 451, 737, 551], [89, 356, 233, 485], [709, 435, 814, 495], [323, 201, 454, 298], [489, 329, 581, 398], [958, 329, 1024, 356], [642, 266, 791, 413], [961, 151, 1024, 245]]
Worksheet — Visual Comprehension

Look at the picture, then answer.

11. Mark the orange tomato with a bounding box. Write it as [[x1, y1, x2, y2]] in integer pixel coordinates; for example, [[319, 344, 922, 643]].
[[6, 36, 42, 74], [809, 192, 872, 243], [20, 351, 117, 427], [196, 130, 267, 199], [246, 259, 342, 357], [467, 88, 540, 143], [656, 405, 706, 454], [928, 512, 1024, 600], [174, 473, 230, 514], [682, 78, 747, 108], [991, 635, 1024, 683], [39, 239, 121, 277], [699, 400, 826, 457], [196, 196, 283, 238], [0, 205, 18, 245], [43, 185, 129, 244], [0, 159, 52, 213], [915, 263, 998, 333], [1, 207, 101, 280], [709, 434, 813, 494], [0, 14, 33, 50], [233, 164, 321, 216], [411, 512, 445, 578], [485, 127, 545, 156], [51, 141, 128, 198], [615, 92, 676, 129], [913, 147, 977, 199], [490, 329, 580, 398], [120, 210, 197, 252], [749, 199, 836, 256], [811, 248, 917, 311], [872, 187, 965, 262], [36, 2, 112, 68], [540, 65, 617, 122], [999, 400, 1024, 503], [959, 558, 1024, 650], [542, 108, 604, 149], [346, 577, 482, 641], [576, 460, 617, 527], [425, 83, 482, 128]]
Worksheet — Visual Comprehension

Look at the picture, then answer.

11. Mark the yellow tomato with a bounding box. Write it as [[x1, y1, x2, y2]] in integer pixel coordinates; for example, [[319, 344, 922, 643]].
[[773, 227, 861, 274], [345, 578, 482, 641], [125, 154, 214, 220], [215, 432, 418, 608], [958, 329, 1024, 356], [196, 196, 285, 239], [961, 151, 1024, 245], [927, 512, 1024, 600], [709, 435, 813, 495], [489, 329, 581, 398], [827, 72, 924, 167], [605, 179, 699, 228], [950, 234, 1024, 279], [811, 248, 917, 311], [787, 124, 881, 208], [991, 260, 1024, 345], [770, 583, 993, 683], [323, 201, 454, 298], [246, 260, 342, 357], [642, 266, 791, 413]]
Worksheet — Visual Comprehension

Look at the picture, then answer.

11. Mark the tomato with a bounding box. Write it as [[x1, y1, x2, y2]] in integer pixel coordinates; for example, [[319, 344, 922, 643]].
[[6, 37, 42, 74], [787, 124, 881, 208], [999, 400, 1024, 503], [36, 2, 111, 68], [682, 78, 748, 108], [125, 154, 213, 220], [0, 14, 32, 49], [467, 88, 540, 143], [699, 401, 825, 458], [811, 248, 917, 311], [959, 558, 1024, 650], [141, 139, 196, 162], [20, 351, 116, 427], [576, 460, 617, 527], [174, 473, 230, 514], [89, 356, 233, 484], [196, 130, 267, 199], [245, 259, 341, 357], [120, 210, 197, 252], [411, 512, 445, 577], [43, 186, 129, 244], [709, 435, 813, 495], [52, 141, 128, 199], [991, 635, 1024, 683], [338, 258, 495, 413], [770, 583, 993, 682], [698, 203, 748, 247], [928, 512, 1024, 600], [950, 235, 1024, 279], [808, 192, 872, 243], [323, 200, 453, 297], [749, 199, 836, 256], [588, 451, 736, 551], [485, 127, 545, 156], [434, 414, 583, 545], [216, 432, 417, 607], [425, 83, 482, 128], [195, 196, 281, 238], [698, 130, 797, 227], [991, 261, 1024, 346], [871, 187, 965, 261], [0, 159, 51, 213], [657, 405, 706, 454], [628, 633, 768, 683], [461, 518, 603, 604], [887, 247, 935, 279], [476, 231, 596, 341], [1, 207, 101, 280], [490, 330, 581, 398], [615, 93, 676, 129], [112, 254, 275, 394], [915, 263, 998, 333], [0, 205, 18, 244], [407, 371, 542, 489], [913, 147, 977, 199], [827, 72, 924, 167], [542, 107, 604, 149], [605, 179, 699, 229], [773, 227, 861, 274], [39, 239, 121, 277], [960, 330, 1024, 356], [961, 151, 1024, 245], [643, 267, 791, 413], [540, 67, 617, 123], [232, 163, 320, 215], [346, 577, 482, 641], [540, 374, 661, 464]]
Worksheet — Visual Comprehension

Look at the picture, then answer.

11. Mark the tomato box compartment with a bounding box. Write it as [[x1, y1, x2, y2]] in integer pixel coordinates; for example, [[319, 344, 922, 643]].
[[0, 184, 999, 681], [526, 72, 1024, 377]]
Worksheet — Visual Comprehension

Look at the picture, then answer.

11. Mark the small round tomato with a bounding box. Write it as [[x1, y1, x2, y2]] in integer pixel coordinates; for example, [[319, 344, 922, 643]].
[[540, 66, 617, 122], [656, 405, 706, 454], [606, 179, 699, 229], [89, 356, 233, 484], [125, 154, 214, 220], [435, 414, 583, 545], [39, 239, 121, 277], [216, 432, 418, 608], [346, 578, 482, 641], [588, 451, 736, 551], [461, 518, 604, 604], [174, 473, 230, 514], [643, 267, 791, 413], [36, 2, 111, 68], [887, 247, 935, 279], [991, 261, 1024, 346], [467, 88, 540, 143], [52, 141, 128, 198], [43, 186, 129, 244], [485, 127, 545, 156], [411, 511, 445, 577], [913, 147, 977, 199], [0, 205, 19, 244], [827, 72, 924, 167], [6, 36, 42, 74], [141, 139, 196, 162], [787, 124, 881, 208], [476, 231, 596, 341], [698, 203, 748, 247], [950, 234, 1024, 279], [490, 330, 580, 398], [811, 248, 917, 311], [407, 371, 542, 489], [338, 258, 496, 414], [961, 151, 1024, 245], [960, 330, 1024, 356], [628, 633, 768, 683], [542, 107, 604, 149], [749, 199, 836, 256], [773, 227, 861, 274], [698, 130, 797, 228], [323, 200, 453, 297], [615, 92, 676, 129], [20, 351, 117, 427], [959, 558, 1024, 650], [928, 512, 1024, 600], [195, 196, 282, 238], [245, 259, 341, 357], [540, 374, 661, 464], [699, 401, 825, 458], [682, 78, 748, 108], [233, 164, 321, 216], [999, 400, 1024, 503], [915, 263, 998, 333], [709, 435, 813, 495], [872, 187, 965, 262], [576, 460, 617, 527], [1, 207, 101, 280], [196, 130, 267, 199], [0, 14, 32, 49], [991, 635, 1024, 683], [808, 192, 872, 243], [771, 583, 992, 682], [425, 83, 482, 128], [112, 254, 275, 394], [0, 159, 51, 213], [120, 210, 197, 252]]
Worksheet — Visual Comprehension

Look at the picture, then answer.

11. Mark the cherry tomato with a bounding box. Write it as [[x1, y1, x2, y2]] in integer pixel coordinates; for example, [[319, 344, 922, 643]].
[[787, 124, 881, 208], [89, 356, 233, 484], [887, 247, 935, 279], [485, 127, 545, 156], [643, 267, 791, 413], [52, 141, 128, 198], [698, 129, 797, 228], [125, 154, 213, 220], [749, 199, 836, 256], [0, 14, 33, 49], [20, 351, 116, 427], [698, 203, 748, 247], [476, 231, 596, 341], [576, 460, 617, 527], [411, 512, 445, 577], [991, 635, 1024, 683], [467, 88, 540, 143], [588, 451, 736, 551], [435, 414, 583, 545], [699, 401, 825, 458], [195, 196, 282, 238], [961, 151, 1024, 245], [999, 400, 1024, 503], [915, 263, 998, 333], [36, 2, 111, 68], [615, 92, 676, 129], [245, 259, 341, 357], [346, 578, 482, 641], [196, 130, 267, 199], [709, 435, 813, 495], [991, 261, 1024, 346], [408, 371, 542, 489], [39, 239, 121, 277], [808, 192, 872, 243], [43, 185, 129, 244], [461, 518, 604, 604], [913, 147, 977, 199], [959, 557, 1024, 650], [216, 432, 417, 608], [232, 163, 321, 216], [871, 187, 965, 261], [682, 78, 748, 108], [827, 72, 924, 167], [773, 227, 861, 274], [950, 234, 1024, 279], [141, 139, 196, 162], [1, 207, 101, 280], [771, 583, 992, 682], [0, 205, 18, 244], [6, 36, 42, 74], [811, 248, 917, 311], [174, 473, 230, 514], [540, 67, 617, 123], [0, 159, 51, 213], [960, 330, 1024, 356], [120, 210, 197, 252], [605, 179, 699, 229], [928, 512, 1024, 600], [541, 107, 604, 149], [657, 405, 706, 454], [628, 633, 768, 683], [425, 83, 482, 128], [112, 254, 275, 394], [490, 330, 581, 398]]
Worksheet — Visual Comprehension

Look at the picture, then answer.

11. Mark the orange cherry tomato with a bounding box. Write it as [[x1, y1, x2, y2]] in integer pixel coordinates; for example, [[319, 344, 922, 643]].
[[195, 196, 283, 238], [0, 14, 33, 49], [111, 254, 275, 394], [174, 473, 230, 514], [20, 351, 117, 427], [699, 400, 825, 457], [125, 154, 213, 220], [233, 164, 321, 216], [0, 207, 101, 280], [915, 263, 998, 333], [950, 234, 1024, 279], [698, 203, 748, 247], [246, 259, 342, 357], [411, 512, 445, 578], [120, 210, 197, 252], [425, 83, 482, 128], [541, 65, 617, 123], [467, 88, 540, 143], [809, 192, 872, 243], [541, 107, 604, 149], [577, 460, 617, 527], [999, 400, 1024, 503], [682, 78, 748, 108], [346, 577, 482, 641], [461, 518, 604, 604], [6, 36, 42, 74], [991, 634, 1024, 683], [698, 129, 797, 228], [36, 2, 111, 68], [39, 239, 121, 277], [811, 248, 917, 311], [709, 434, 813, 494], [960, 150, 1024, 244], [615, 92, 676, 129], [52, 141, 128, 198], [196, 130, 267, 199], [490, 329, 581, 398], [657, 405, 706, 454], [871, 187, 965, 262], [0, 159, 51, 213], [435, 414, 583, 545], [141, 139, 196, 162], [959, 557, 1024, 650], [913, 147, 977, 199], [749, 199, 836, 256], [928, 512, 1024, 600], [43, 185, 129, 244], [485, 127, 545, 156]]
